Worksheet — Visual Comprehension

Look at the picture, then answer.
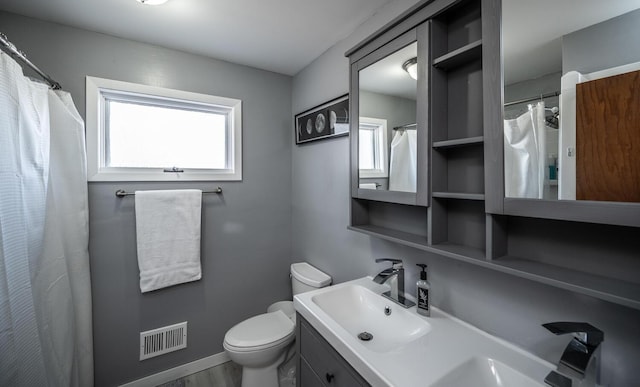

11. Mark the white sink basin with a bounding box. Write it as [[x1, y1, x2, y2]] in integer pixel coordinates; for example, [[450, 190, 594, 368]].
[[294, 277, 555, 386], [311, 284, 431, 352], [431, 357, 547, 387]]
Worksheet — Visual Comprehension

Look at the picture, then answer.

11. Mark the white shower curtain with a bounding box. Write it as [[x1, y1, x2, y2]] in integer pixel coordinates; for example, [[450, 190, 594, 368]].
[[0, 53, 93, 386], [504, 102, 546, 198], [389, 129, 417, 192]]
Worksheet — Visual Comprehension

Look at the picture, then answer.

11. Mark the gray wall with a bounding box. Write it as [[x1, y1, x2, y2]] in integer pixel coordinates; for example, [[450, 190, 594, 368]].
[[0, 12, 293, 386], [563, 8, 640, 75], [360, 90, 416, 129], [291, 1, 640, 386]]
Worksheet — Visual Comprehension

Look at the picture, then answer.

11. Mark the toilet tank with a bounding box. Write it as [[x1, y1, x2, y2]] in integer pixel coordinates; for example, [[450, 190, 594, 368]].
[[291, 262, 331, 295]]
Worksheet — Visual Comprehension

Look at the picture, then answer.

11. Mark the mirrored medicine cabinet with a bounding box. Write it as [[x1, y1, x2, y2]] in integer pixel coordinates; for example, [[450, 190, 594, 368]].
[[346, 0, 640, 311], [500, 0, 640, 227], [350, 27, 430, 206]]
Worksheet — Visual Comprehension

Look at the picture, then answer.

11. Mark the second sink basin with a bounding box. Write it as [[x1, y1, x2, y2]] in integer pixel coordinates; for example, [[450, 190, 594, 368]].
[[430, 357, 547, 387], [311, 283, 431, 352]]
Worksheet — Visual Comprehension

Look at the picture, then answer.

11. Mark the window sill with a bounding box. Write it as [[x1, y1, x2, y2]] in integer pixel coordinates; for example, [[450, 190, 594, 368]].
[[87, 169, 242, 182]]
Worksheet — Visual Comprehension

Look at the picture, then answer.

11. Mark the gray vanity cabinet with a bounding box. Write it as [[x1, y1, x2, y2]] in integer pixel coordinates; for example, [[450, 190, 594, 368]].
[[296, 314, 369, 387]]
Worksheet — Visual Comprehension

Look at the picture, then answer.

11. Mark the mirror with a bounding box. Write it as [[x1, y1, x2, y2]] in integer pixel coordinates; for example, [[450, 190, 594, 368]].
[[503, 0, 640, 202], [358, 42, 417, 193]]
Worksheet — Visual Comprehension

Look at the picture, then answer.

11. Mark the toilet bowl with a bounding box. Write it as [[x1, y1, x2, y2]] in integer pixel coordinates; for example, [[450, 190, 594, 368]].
[[224, 310, 295, 387], [223, 262, 331, 387]]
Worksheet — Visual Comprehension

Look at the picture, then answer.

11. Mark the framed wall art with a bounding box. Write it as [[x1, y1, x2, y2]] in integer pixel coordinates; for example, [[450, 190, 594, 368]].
[[295, 94, 349, 144]]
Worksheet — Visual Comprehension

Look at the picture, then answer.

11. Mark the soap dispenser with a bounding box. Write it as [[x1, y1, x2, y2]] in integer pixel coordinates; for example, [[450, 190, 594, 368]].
[[416, 264, 430, 316]]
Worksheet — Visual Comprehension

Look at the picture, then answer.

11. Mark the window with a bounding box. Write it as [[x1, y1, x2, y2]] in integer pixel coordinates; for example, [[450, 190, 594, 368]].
[[86, 76, 242, 181], [359, 117, 388, 178]]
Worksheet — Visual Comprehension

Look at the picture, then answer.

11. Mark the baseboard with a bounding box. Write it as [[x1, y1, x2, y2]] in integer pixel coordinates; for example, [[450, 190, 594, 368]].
[[119, 351, 231, 387]]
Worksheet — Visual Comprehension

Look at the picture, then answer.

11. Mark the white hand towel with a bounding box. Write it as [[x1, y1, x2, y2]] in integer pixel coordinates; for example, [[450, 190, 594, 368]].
[[135, 189, 202, 293]]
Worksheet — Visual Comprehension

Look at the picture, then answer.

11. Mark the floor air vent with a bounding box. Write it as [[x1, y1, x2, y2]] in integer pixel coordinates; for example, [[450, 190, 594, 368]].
[[140, 321, 187, 360]]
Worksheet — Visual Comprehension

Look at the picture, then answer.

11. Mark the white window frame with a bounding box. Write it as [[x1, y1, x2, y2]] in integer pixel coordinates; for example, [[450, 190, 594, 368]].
[[359, 117, 388, 178], [86, 76, 242, 181]]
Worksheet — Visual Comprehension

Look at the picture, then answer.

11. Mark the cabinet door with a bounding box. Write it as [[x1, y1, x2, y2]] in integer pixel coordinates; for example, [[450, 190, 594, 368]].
[[350, 24, 430, 207], [299, 319, 368, 387], [299, 357, 325, 387]]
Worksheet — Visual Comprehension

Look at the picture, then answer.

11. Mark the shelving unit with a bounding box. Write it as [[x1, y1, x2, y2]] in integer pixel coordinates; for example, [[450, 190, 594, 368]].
[[428, 0, 486, 255], [346, 0, 640, 312]]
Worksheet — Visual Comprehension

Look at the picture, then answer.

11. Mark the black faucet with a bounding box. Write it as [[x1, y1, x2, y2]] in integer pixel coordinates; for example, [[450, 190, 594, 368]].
[[542, 322, 604, 387], [373, 258, 415, 308]]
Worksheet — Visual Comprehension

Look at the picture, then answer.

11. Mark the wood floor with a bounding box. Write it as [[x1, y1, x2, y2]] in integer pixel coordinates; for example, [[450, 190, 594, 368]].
[[156, 361, 242, 387], [156, 356, 296, 387]]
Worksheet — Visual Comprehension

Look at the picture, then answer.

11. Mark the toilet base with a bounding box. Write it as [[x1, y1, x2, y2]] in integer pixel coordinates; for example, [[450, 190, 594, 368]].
[[240, 350, 286, 387]]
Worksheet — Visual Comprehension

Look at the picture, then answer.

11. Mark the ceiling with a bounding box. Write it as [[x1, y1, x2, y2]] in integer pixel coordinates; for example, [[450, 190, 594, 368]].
[[360, 42, 417, 100], [0, 0, 396, 76], [503, 0, 640, 85], [1, 0, 638, 80]]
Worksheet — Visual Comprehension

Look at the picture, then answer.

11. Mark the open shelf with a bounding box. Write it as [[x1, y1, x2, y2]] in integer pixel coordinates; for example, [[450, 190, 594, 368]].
[[430, 242, 486, 262], [491, 256, 640, 310], [433, 39, 482, 70], [432, 192, 485, 200], [430, 56, 484, 143], [430, 0, 482, 63], [433, 136, 484, 149], [348, 225, 428, 249], [349, 223, 640, 311], [348, 225, 486, 264], [432, 145, 485, 195], [429, 199, 486, 254]]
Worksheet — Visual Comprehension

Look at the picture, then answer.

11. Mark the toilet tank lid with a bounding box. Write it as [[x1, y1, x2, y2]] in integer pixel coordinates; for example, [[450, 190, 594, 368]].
[[291, 262, 332, 288]]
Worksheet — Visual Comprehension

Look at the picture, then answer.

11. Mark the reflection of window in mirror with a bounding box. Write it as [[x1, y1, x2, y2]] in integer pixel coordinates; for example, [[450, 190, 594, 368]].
[[357, 40, 417, 193], [359, 117, 388, 179]]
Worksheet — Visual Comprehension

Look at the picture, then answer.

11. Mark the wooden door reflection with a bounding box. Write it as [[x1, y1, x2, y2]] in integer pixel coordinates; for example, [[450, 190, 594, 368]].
[[576, 69, 640, 202]]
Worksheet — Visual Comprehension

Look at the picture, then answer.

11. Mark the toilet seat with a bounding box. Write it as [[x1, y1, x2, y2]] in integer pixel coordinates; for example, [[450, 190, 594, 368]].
[[224, 310, 295, 353]]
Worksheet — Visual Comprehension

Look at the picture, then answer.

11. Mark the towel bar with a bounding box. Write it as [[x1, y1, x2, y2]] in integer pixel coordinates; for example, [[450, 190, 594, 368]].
[[115, 187, 222, 197]]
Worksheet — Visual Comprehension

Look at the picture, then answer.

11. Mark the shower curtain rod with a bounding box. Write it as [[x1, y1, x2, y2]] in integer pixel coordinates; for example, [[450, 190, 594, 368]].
[[0, 32, 62, 90], [504, 91, 559, 107], [393, 123, 417, 130]]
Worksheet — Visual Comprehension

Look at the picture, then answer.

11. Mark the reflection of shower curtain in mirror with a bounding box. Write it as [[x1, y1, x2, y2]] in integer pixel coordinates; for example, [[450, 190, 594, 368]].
[[504, 102, 546, 198], [389, 130, 417, 192]]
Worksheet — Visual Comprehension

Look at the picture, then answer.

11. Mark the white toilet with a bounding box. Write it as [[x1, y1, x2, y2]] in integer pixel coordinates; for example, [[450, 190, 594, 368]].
[[223, 262, 332, 387]]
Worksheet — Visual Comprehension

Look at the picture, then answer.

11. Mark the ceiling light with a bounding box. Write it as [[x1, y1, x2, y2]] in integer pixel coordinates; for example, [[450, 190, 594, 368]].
[[137, 0, 169, 5], [402, 57, 418, 80]]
